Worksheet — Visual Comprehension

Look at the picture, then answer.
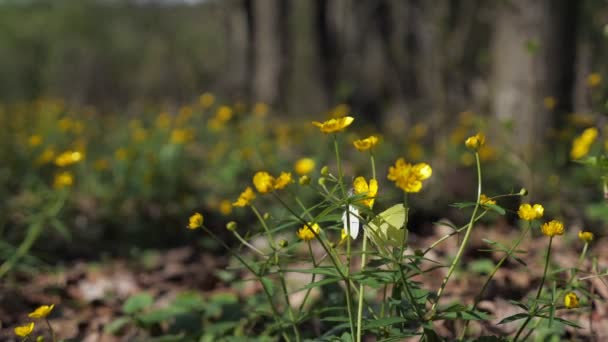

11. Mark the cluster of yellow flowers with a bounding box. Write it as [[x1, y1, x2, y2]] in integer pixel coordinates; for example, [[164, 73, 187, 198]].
[[517, 203, 544, 221], [233, 187, 256, 207], [353, 177, 378, 209], [296, 222, 321, 241], [570, 127, 598, 160], [387, 158, 432, 193], [14, 304, 54, 338], [479, 194, 496, 206], [253, 171, 293, 193]]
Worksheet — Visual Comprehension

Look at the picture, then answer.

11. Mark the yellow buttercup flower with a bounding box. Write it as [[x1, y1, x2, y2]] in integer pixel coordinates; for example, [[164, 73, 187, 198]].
[[541, 220, 565, 237], [253, 171, 275, 193], [587, 73, 602, 88], [297, 222, 321, 241], [570, 127, 598, 159], [564, 292, 579, 309], [53, 172, 74, 189], [312, 116, 354, 133], [14, 322, 35, 337], [387, 158, 432, 193], [578, 231, 594, 243], [170, 129, 194, 144], [253, 102, 269, 118], [517, 203, 544, 221], [353, 136, 379, 151], [353, 177, 378, 208], [465, 132, 486, 151], [479, 194, 496, 206], [200, 92, 215, 109], [28, 304, 54, 318], [54, 150, 83, 167], [274, 172, 293, 190], [219, 200, 232, 216], [294, 158, 315, 175], [188, 212, 204, 230], [216, 106, 233, 122], [233, 187, 256, 207], [28, 134, 43, 147]]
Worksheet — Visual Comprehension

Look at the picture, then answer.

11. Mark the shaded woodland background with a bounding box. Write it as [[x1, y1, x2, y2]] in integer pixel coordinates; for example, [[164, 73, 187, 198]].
[[2, 0, 607, 159]]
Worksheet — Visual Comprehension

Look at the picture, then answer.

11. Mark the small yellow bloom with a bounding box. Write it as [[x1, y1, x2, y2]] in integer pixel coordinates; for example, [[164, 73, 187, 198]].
[[297, 222, 321, 241], [28, 304, 54, 319], [36, 147, 56, 165], [353, 177, 378, 208], [200, 92, 215, 109], [294, 158, 315, 175], [564, 292, 579, 309], [53, 172, 74, 189], [188, 212, 204, 229], [253, 102, 269, 118], [274, 172, 293, 190], [253, 171, 275, 193], [14, 322, 35, 337], [233, 187, 256, 207], [28, 135, 43, 147], [216, 106, 233, 122], [219, 200, 232, 216], [115, 148, 128, 161], [570, 127, 598, 159], [312, 116, 354, 133], [54, 150, 84, 167], [587, 73, 602, 88], [465, 133, 486, 151], [353, 136, 379, 151], [479, 194, 496, 206], [387, 158, 432, 193], [517, 203, 544, 221], [170, 128, 194, 144], [578, 231, 594, 243], [541, 220, 565, 237]]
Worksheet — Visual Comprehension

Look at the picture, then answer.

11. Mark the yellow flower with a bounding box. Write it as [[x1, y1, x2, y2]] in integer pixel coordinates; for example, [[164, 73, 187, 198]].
[[297, 222, 321, 241], [219, 200, 232, 216], [570, 127, 598, 159], [36, 147, 56, 165], [28, 304, 54, 318], [233, 187, 256, 207], [541, 220, 565, 237], [274, 172, 293, 190], [387, 158, 432, 193], [312, 116, 354, 133], [253, 102, 269, 118], [578, 231, 594, 243], [53, 172, 74, 189], [216, 106, 233, 122], [200, 92, 215, 109], [156, 112, 172, 129], [353, 136, 379, 151], [14, 322, 35, 337], [353, 177, 378, 208], [115, 148, 128, 161], [517, 203, 544, 221], [479, 194, 496, 206], [465, 132, 486, 150], [188, 212, 204, 229], [294, 158, 315, 175], [587, 73, 602, 88], [253, 171, 275, 193], [54, 150, 84, 167], [170, 128, 194, 144], [564, 292, 579, 309], [28, 134, 43, 147]]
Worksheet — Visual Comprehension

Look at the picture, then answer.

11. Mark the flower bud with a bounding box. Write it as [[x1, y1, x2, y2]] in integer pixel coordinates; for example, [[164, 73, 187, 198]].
[[263, 212, 270, 220], [320, 165, 329, 176], [299, 175, 311, 186], [278, 239, 288, 248], [226, 221, 238, 232], [318, 177, 326, 187], [519, 188, 528, 196]]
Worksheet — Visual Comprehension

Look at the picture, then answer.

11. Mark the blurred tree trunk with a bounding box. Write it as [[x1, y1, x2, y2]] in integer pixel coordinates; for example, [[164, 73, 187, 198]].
[[223, 0, 253, 100], [491, 0, 577, 164], [251, 0, 289, 107]]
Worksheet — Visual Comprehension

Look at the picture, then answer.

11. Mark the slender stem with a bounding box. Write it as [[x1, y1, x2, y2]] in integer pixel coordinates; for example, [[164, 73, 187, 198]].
[[513, 236, 553, 342], [422, 211, 488, 256], [250, 205, 277, 249], [356, 231, 368, 342], [460, 222, 532, 339], [275, 252, 302, 342], [232, 231, 265, 256], [430, 153, 482, 318], [297, 242, 318, 316], [370, 153, 377, 180], [45, 318, 56, 342]]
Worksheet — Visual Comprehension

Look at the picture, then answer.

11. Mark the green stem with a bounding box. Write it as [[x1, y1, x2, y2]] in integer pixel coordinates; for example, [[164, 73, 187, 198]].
[[232, 231, 265, 256], [429, 153, 482, 318], [356, 231, 368, 342], [422, 211, 488, 256], [46, 318, 56, 342], [250, 205, 277, 249], [275, 252, 302, 342], [297, 242, 318, 316]]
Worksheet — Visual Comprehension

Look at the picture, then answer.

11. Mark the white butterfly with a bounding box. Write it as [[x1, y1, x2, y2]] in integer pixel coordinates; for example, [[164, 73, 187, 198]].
[[341, 204, 360, 240]]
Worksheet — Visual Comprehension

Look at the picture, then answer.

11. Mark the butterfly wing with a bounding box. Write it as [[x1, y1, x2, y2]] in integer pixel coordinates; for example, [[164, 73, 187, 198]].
[[342, 205, 360, 239]]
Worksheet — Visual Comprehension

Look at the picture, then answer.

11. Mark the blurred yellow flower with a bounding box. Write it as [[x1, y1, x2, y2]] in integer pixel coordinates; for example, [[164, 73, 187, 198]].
[[353, 136, 379, 151], [274, 172, 293, 190], [14, 322, 34, 337], [253, 171, 275, 193], [479, 194, 496, 206], [465, 132, 485, 151], [543, 96, 556, 110], [541, 220, 565, 237], [58, 117, 72, 132], [329, 104, 350, 118], [132, 127, 148, 142], [253, 102, 269, 118], [297, 222, 321, 241], [216, 106, 233, 122], [115, 148, 128, 161], [36, 147, 56, 165], [587, 73, 602, 87], [53, 172, 73, 189], [170, 128, 194, 144], [411, 123, 428, 139], [570, 127, 598, 159], [188, 212, 204, 229], [28, 304, 54, 318], [200, 92, 215, 109], [564, 292, 579, 309], [578, 231, 594, 243], [94, 159, 109, 171], [312, 116, 354, 133], [156, 112, 172, 129], [233, 187, 256, 207], [353, 177, 378, 208], [28, 134, 43, 147], [219, 200, 232, 216], [54, 150, 83, 167], [407, 144, 424, 161], [387, 158, 432, 193], [517, 203, 544, 221], [294, 158, 315, 175]]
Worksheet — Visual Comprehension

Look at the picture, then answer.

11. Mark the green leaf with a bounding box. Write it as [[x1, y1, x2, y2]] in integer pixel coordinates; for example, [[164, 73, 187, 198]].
[[50, 218, 71, 240], [364, 317, 408, 329], [123, 293, 154, 314], [365, 204, 408, 254], [485, 204, 506, 215], [138, 307, 188, 325], [104, 316, 131, 335], [297, 277, 341, 291], [260, 277, 275, 297], [469, 259, 495, 275], [497, 313, 528, 324], [508, 300, 528, 311]]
